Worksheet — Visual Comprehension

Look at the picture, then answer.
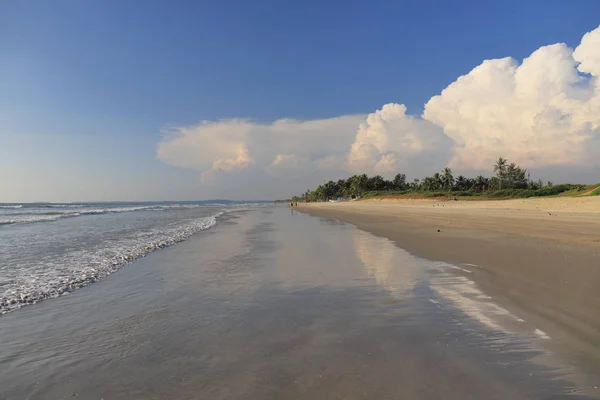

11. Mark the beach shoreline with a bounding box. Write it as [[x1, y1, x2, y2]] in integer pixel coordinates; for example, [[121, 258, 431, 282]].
[[2, 206, 598, 398], [296, 198, 600, 376]]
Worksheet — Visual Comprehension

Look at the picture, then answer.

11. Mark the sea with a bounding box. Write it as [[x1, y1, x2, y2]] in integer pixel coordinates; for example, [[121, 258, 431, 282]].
[[0, 201, 259, 315], [0, 205, 596, 399]]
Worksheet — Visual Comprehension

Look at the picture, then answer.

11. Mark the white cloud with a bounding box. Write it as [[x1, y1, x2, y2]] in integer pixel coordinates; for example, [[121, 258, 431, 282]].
[[573, 26, 600, 77], [348, 103, 451, 173], [157, 119, 254, 173], [156, 25, 600, 198], [314, 155, 347, 171], [157, 115, 365, 182], [423, 25, 600, 170], [270, 154, 303, 168], [204, 146, 254, 178], [266, 154, 313, 178]]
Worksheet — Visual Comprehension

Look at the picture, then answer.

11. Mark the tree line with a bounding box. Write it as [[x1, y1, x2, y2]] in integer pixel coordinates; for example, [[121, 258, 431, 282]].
[[293, 157, 570, 202]]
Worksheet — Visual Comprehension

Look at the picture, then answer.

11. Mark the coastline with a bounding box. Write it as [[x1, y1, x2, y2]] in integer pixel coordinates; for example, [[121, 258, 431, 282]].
[[2, 206, 598, 398], [296, 198, 600, 375]]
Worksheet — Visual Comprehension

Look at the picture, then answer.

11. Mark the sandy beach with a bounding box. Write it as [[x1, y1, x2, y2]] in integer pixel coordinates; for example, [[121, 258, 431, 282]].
[[297, 197, 600, 379], [2, 206, 598, 399], [304, 196, 600, 246]]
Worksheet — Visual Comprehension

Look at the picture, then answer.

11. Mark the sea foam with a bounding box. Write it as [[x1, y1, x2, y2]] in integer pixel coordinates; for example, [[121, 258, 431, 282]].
[[0, 204, 203, 226], [0, 212, 222, 315]]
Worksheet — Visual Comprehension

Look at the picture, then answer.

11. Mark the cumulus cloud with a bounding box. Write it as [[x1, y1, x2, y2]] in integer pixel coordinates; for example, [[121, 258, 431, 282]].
[[271, 154, 303, 168], [348, 103, 451, 173], [423, 25, 600, 170], [157, 115, 365, 181], [266, 154, 312, 178], [157, 25, 600, 198], [157, 119, 254, 174]]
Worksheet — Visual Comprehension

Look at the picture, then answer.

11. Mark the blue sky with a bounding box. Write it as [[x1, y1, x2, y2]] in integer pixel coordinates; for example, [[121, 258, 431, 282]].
[[2, 1, 600, 201]]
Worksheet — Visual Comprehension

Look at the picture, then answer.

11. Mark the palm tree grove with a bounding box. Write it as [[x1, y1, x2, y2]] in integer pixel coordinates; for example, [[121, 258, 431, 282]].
[[294, 157, 593, 202]]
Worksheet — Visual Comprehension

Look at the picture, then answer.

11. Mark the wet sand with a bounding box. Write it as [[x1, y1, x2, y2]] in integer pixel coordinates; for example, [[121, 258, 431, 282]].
[[0, 207, 598, 399], [297, 200, 600, 383]]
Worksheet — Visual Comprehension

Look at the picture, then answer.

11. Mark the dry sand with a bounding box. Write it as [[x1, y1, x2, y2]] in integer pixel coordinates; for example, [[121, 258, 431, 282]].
[[304, 196, 600, 246], [363, 195, 600, 212], [297, 197, 600, 375]]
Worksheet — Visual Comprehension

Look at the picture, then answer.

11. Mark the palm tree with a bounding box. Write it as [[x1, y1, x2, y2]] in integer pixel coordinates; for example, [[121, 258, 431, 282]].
[[489, 177, 500, 190], [493, 157, 508, 189], [410, 178, 421, 191], [393, 173, 407, 190], [441, 167, 454, 191], [367, 175, 387, 191], [474, 175, 487, 192], [350, 174, 368, 197], [431, 173, 442, 191], [454, 175, 467, 191], [422, 176, 439, 191], [505, 163, 518, 188], [465, 177, 477, 191]]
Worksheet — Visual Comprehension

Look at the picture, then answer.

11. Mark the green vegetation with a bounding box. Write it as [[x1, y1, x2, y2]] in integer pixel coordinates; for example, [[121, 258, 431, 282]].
[[294, 158, 592, 202]]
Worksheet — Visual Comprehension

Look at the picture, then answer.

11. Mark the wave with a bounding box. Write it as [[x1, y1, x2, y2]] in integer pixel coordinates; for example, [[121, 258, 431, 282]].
[[0, 204, 204, 226], [0, 213, 82, 225], [0, 203, 85, 209], [1, 217, 53, 226], [0, 212, 223, 315]]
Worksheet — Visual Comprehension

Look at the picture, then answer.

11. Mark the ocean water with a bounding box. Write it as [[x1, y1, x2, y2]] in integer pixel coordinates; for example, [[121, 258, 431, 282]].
[[0, 201, 258, 314], [0, 207, 595, 399]]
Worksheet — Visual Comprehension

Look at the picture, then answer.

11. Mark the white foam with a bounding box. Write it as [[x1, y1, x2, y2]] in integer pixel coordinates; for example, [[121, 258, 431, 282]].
[[0, 204, 206, 226], [450, 266, 473, 274], [432, 265, 526, 331], [0, 214, 62, 225], [0, 212, 223, 315], [534, 329, 550, 339]]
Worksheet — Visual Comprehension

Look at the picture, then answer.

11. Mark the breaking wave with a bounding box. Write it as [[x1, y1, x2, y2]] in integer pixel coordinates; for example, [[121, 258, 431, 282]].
[[0, 212, 223, 314], [0, 204, 205, 226]]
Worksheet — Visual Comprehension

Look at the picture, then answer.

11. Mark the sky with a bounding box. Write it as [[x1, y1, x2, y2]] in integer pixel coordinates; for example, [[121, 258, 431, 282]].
[[1, 0, 600, 202]]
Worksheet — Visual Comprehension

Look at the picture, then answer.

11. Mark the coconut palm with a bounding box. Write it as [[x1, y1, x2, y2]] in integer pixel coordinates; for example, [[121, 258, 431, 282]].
[[441, 167, 454, 190], [367, 175, 387, 191], [350, 174, 368, 196], [293, 156, 554, 200], [474, 175, 488, 192], [432, 172, 444, 190], [454, 175, 467, 191], [409, 178, 421, 190], [493, 157, 508, 189], [393, 173, 407, 190], [422, 176, 440, 191]]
